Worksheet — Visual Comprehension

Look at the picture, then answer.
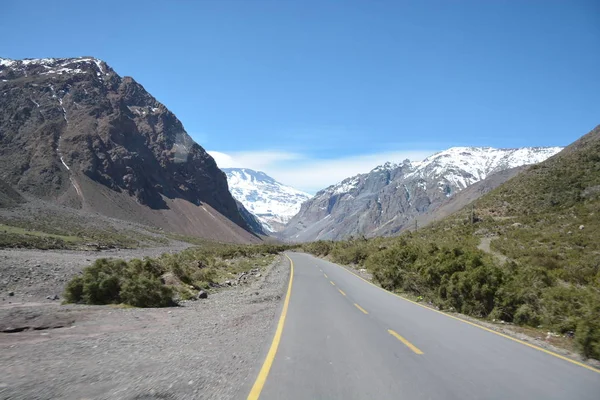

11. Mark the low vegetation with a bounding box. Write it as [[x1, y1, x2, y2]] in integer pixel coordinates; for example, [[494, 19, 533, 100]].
[[302, 127, 600, 360], [0, 212, 169, 250], [64, 243, 293, 307]]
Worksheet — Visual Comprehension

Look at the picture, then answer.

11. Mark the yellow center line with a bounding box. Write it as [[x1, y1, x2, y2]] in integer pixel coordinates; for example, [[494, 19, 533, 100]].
[[324, 273, 328, 278], [338, 289, 346, 296], [247, 254, 294, 400], [354, 303, 368, 314], [388, 329, 424, 355], [330, 280, 335, 286]]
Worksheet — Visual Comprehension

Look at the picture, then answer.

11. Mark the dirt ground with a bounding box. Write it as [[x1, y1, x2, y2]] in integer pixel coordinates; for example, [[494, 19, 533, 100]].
[[0, 254, 288, 400]]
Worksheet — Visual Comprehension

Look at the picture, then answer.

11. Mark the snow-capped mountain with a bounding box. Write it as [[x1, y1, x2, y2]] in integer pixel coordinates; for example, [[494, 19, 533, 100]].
[[281, 146, 563, 241], [222, 168, 312, 232], [406, 146, 564, 190]]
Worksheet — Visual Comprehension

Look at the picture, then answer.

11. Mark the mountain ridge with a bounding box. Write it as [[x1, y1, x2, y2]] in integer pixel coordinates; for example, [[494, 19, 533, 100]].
[[282, 145, 563, 241]]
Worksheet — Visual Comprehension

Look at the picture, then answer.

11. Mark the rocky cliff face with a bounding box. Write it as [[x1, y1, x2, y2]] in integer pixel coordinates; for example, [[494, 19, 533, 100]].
[[281, 146, 563, 241], [0, 57, 258, 242]]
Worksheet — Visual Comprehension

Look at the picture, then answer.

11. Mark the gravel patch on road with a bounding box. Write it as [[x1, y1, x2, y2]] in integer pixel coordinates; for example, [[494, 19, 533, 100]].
[[1, 242, 191, 304], [0, 254, 289, 400]]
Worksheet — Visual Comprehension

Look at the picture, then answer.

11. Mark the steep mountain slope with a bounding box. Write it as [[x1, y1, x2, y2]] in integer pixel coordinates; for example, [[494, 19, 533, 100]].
[[223, 168, 311, 232], [0, 57, 259, 243], [0, 178, 24, 208], [234, 199, 268, 236], [282, 146, 562, 241], [393, 166, 527, 236]]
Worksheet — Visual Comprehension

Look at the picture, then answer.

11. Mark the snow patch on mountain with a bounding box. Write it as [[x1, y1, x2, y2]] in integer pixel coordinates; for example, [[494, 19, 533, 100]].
[[407, 146, 564, 190], [223, 168, 312, 232], [325, 146, 563, 196], [0, 57, 109, 77]]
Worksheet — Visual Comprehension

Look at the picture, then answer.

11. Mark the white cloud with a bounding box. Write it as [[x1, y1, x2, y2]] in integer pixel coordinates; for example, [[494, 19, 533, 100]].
[[208, 149, 435, 194], [208, 150, 303, 170]]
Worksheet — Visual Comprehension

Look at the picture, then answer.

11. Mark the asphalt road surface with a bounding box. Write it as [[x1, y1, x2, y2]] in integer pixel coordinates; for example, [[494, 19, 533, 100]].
[[247, 252, 600, 400]]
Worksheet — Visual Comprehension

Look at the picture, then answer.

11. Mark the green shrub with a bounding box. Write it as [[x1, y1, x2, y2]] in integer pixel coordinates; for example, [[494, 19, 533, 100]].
[[513, 304, 541, 326], [120, 275, 174, 307], [540, 286, 585, 333], [81, 259, 126, 304], [575, 317, 600, 359], [64, 276, 84, 303]]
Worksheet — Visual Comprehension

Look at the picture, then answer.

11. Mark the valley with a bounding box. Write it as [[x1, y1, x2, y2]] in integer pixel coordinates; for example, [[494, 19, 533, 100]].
[[1, 53, 598, 400]]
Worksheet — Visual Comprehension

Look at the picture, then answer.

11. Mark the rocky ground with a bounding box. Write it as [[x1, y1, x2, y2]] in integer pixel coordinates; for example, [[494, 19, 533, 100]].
[[0, 253, 288, 400], [1, 242, 191, 305]]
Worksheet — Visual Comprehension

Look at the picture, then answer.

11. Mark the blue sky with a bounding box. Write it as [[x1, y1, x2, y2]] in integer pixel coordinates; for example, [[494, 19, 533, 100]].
[[3, 1, 599, 192]]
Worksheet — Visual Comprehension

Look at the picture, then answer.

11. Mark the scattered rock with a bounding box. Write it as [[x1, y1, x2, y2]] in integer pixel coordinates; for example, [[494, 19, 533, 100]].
[[8, 291, 14, 297], [255, 273, 261, 278], [224, 280, 231, 286], [196, 290, 208, 299], [160, 272, 181, 286], [579, 225, 585, 230], [46, 294, 59, 300]]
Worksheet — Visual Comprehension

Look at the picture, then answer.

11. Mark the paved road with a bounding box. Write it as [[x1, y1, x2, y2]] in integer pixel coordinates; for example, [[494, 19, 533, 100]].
[[249, 252, 600, 400]]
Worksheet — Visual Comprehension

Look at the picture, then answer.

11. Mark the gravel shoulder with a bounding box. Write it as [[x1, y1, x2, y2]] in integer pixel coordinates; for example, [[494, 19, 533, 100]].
[[0, 254, 290, 400]]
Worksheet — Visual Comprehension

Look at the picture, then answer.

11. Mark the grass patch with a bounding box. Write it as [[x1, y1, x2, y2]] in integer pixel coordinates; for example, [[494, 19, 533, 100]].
[[0, 223, 82, 249], [0, 214, 169, 250]]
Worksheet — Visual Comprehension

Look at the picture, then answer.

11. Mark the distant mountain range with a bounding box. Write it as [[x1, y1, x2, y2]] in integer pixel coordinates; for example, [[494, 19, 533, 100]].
[[0, 57, 261, 243], [223, 168, 311, 232], [280, 146, 563, 241]]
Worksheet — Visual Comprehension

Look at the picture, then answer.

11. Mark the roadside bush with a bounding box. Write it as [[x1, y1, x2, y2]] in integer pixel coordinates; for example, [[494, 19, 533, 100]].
[[64, 242, 289, 308], [513, 304, 541, 326], [120, 275, 174, 307], [575, 317, 600, 360], [442, 262, 504, 317], [81, 259, 126, 304], [540, 286, 585, 333], [302, 241, 333, 256], [63, 258, 170, 307], [63, 275, 84, 303]]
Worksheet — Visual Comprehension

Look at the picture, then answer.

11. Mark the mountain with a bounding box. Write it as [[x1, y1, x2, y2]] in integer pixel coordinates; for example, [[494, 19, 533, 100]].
[[281, 146, 563, 241], [0, 56, 260, 243], [234, 199, 268, 236], [222, 168, 312, 232]]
